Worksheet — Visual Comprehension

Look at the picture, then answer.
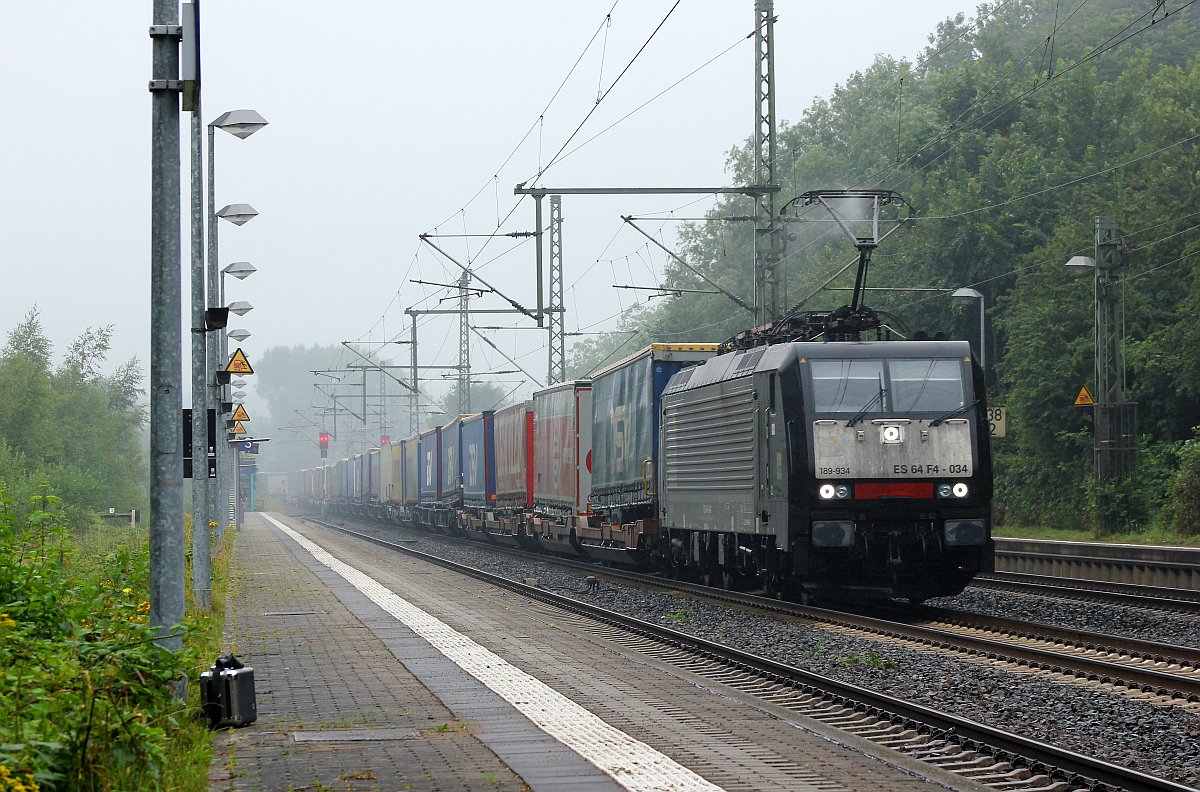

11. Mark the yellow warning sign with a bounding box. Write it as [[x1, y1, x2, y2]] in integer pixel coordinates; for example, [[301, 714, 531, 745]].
[[226, 348, 254, 375], [1074, 385, 1095, 406], [230, 404, 250, 422], [232, 421, 248, 434]]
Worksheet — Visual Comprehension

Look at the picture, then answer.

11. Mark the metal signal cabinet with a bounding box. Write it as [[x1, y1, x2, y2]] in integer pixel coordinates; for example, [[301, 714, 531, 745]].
[[494, 401, 533, 510], [532, 381, 592, 518], [590, 343, 718, 524], [461, 411, 496, 508]]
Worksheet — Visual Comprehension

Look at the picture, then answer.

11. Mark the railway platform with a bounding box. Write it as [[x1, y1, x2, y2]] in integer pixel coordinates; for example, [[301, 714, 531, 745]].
[[208, 512, 987, 791]]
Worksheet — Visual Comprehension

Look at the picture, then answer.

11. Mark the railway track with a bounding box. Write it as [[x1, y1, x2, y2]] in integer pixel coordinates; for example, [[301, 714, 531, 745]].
[[300, 514, 1199, 792], [972, 571, 1200, 614]]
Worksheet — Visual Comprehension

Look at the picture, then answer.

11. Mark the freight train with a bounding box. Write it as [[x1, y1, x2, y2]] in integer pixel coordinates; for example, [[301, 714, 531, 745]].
[[294, 337, 994, 603]]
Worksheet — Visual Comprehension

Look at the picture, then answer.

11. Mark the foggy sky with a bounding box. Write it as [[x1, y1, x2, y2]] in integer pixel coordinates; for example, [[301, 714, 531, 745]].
[[0, 2, 974, 423]]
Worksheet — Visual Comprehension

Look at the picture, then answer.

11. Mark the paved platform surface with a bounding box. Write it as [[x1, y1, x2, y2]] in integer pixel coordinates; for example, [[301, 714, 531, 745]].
[[208, 512, 534, 791], [210, 512, 985, 792]]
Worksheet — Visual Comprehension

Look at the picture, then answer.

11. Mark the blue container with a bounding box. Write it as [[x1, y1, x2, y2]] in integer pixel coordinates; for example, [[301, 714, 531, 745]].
[[461, 411, 496, 507], [590, 344, 716, 517], [440, 417, 463, 505], [417, 427, 441, 503]]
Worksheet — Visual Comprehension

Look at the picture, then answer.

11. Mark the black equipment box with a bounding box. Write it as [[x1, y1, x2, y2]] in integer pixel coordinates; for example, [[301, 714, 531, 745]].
[[201, 655, 257, 728]]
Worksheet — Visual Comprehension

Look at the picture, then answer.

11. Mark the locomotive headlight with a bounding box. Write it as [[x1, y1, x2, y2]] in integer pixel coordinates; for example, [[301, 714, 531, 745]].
[[881, 425, 903, 444], [819, 483, 850, 500], [937, 483, 954, 498], [952, 482, 969, 498]]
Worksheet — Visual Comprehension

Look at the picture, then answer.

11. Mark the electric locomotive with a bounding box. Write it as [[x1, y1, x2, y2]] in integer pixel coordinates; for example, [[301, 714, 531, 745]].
[[656, 339, 993, 602]]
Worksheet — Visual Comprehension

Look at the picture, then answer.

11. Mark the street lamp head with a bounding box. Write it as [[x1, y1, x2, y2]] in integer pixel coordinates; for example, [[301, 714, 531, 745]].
[[227, 328, 252, 342], [217, 204, 258, 226], [223, 261, 257, 280], [227, 301, 254, 316], [211, 109, 269, 140], [951, 287, 983, 302], [1065, 255, 1096, 274]]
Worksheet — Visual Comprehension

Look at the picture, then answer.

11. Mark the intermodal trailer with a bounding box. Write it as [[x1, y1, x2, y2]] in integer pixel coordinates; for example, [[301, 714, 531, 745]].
[[365, 447, 382, 502], [461, 411, 496, 509], [440, 416, 464, 507], [532, 381, 592, 521], [417, 427, 441, 504], [590, 343, 717, 526], [382, 439, 402, 508], [494, 401, 533, 511], [400, 436, 419, 506]]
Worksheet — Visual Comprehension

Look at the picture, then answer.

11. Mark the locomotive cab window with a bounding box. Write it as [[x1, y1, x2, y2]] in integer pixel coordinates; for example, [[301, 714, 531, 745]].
[[810, 359, 884, 413], [888, 359, 964, 412], [808, 358, 964, 415]]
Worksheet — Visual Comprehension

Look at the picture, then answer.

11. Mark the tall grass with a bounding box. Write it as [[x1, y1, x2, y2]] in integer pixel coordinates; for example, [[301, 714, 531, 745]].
[[0, 485, 229, 791]]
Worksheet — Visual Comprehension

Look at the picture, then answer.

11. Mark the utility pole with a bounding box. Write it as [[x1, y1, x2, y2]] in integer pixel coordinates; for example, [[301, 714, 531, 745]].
[[753, 0, 782, 326], [1092, 216, 1137, 530], [148, 0, 185, 667]]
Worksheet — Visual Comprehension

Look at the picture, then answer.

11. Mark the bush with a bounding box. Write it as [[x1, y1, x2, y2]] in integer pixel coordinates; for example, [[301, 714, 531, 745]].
[[0, 484, 191, 791], [1163, 428, 1200, 536]]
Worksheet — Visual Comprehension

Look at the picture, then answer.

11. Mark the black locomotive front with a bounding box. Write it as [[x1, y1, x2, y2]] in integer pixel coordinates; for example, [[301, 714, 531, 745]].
[[791, 340, 994, 601]]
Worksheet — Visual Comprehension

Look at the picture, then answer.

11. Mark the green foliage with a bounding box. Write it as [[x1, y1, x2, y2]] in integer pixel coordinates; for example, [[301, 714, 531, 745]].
[[835, 650, 896, 670], [1161, 428, 1200, 536], [665, 603, 697, 623], [0, 311, 146, 527], [0, 487, 189, 791]]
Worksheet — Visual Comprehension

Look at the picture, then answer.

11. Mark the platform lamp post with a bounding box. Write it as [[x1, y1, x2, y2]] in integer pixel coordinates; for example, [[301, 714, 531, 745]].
[[206, 108, 267, 546], [223, 297, 254, 532], [950, 287, 986, 379], [1066, 216, 1136, 534]]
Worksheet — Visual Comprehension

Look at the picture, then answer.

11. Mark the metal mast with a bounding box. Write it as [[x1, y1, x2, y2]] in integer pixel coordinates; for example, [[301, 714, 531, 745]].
[[548, 195, 566, 384], [753, 0, 782, 326], [458, 270, 471, 415], [1092, 216, 1136, 527]]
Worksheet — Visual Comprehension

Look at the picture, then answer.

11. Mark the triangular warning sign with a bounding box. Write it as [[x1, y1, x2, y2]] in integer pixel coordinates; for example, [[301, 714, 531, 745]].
[[1074, 385, 1095, 406], [230, 404, 250, 422], [232, 421, 248, 434], [226, 348, 254, 375]]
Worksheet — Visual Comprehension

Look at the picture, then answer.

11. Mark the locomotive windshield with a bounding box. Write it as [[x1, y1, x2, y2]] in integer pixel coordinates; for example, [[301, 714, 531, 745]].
[[810, 358, 964, 414]]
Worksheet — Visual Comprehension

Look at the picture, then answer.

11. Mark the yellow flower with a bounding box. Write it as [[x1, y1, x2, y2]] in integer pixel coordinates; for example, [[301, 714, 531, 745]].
[[209, 521, 219, 528], [122, 587, 132, 595]]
